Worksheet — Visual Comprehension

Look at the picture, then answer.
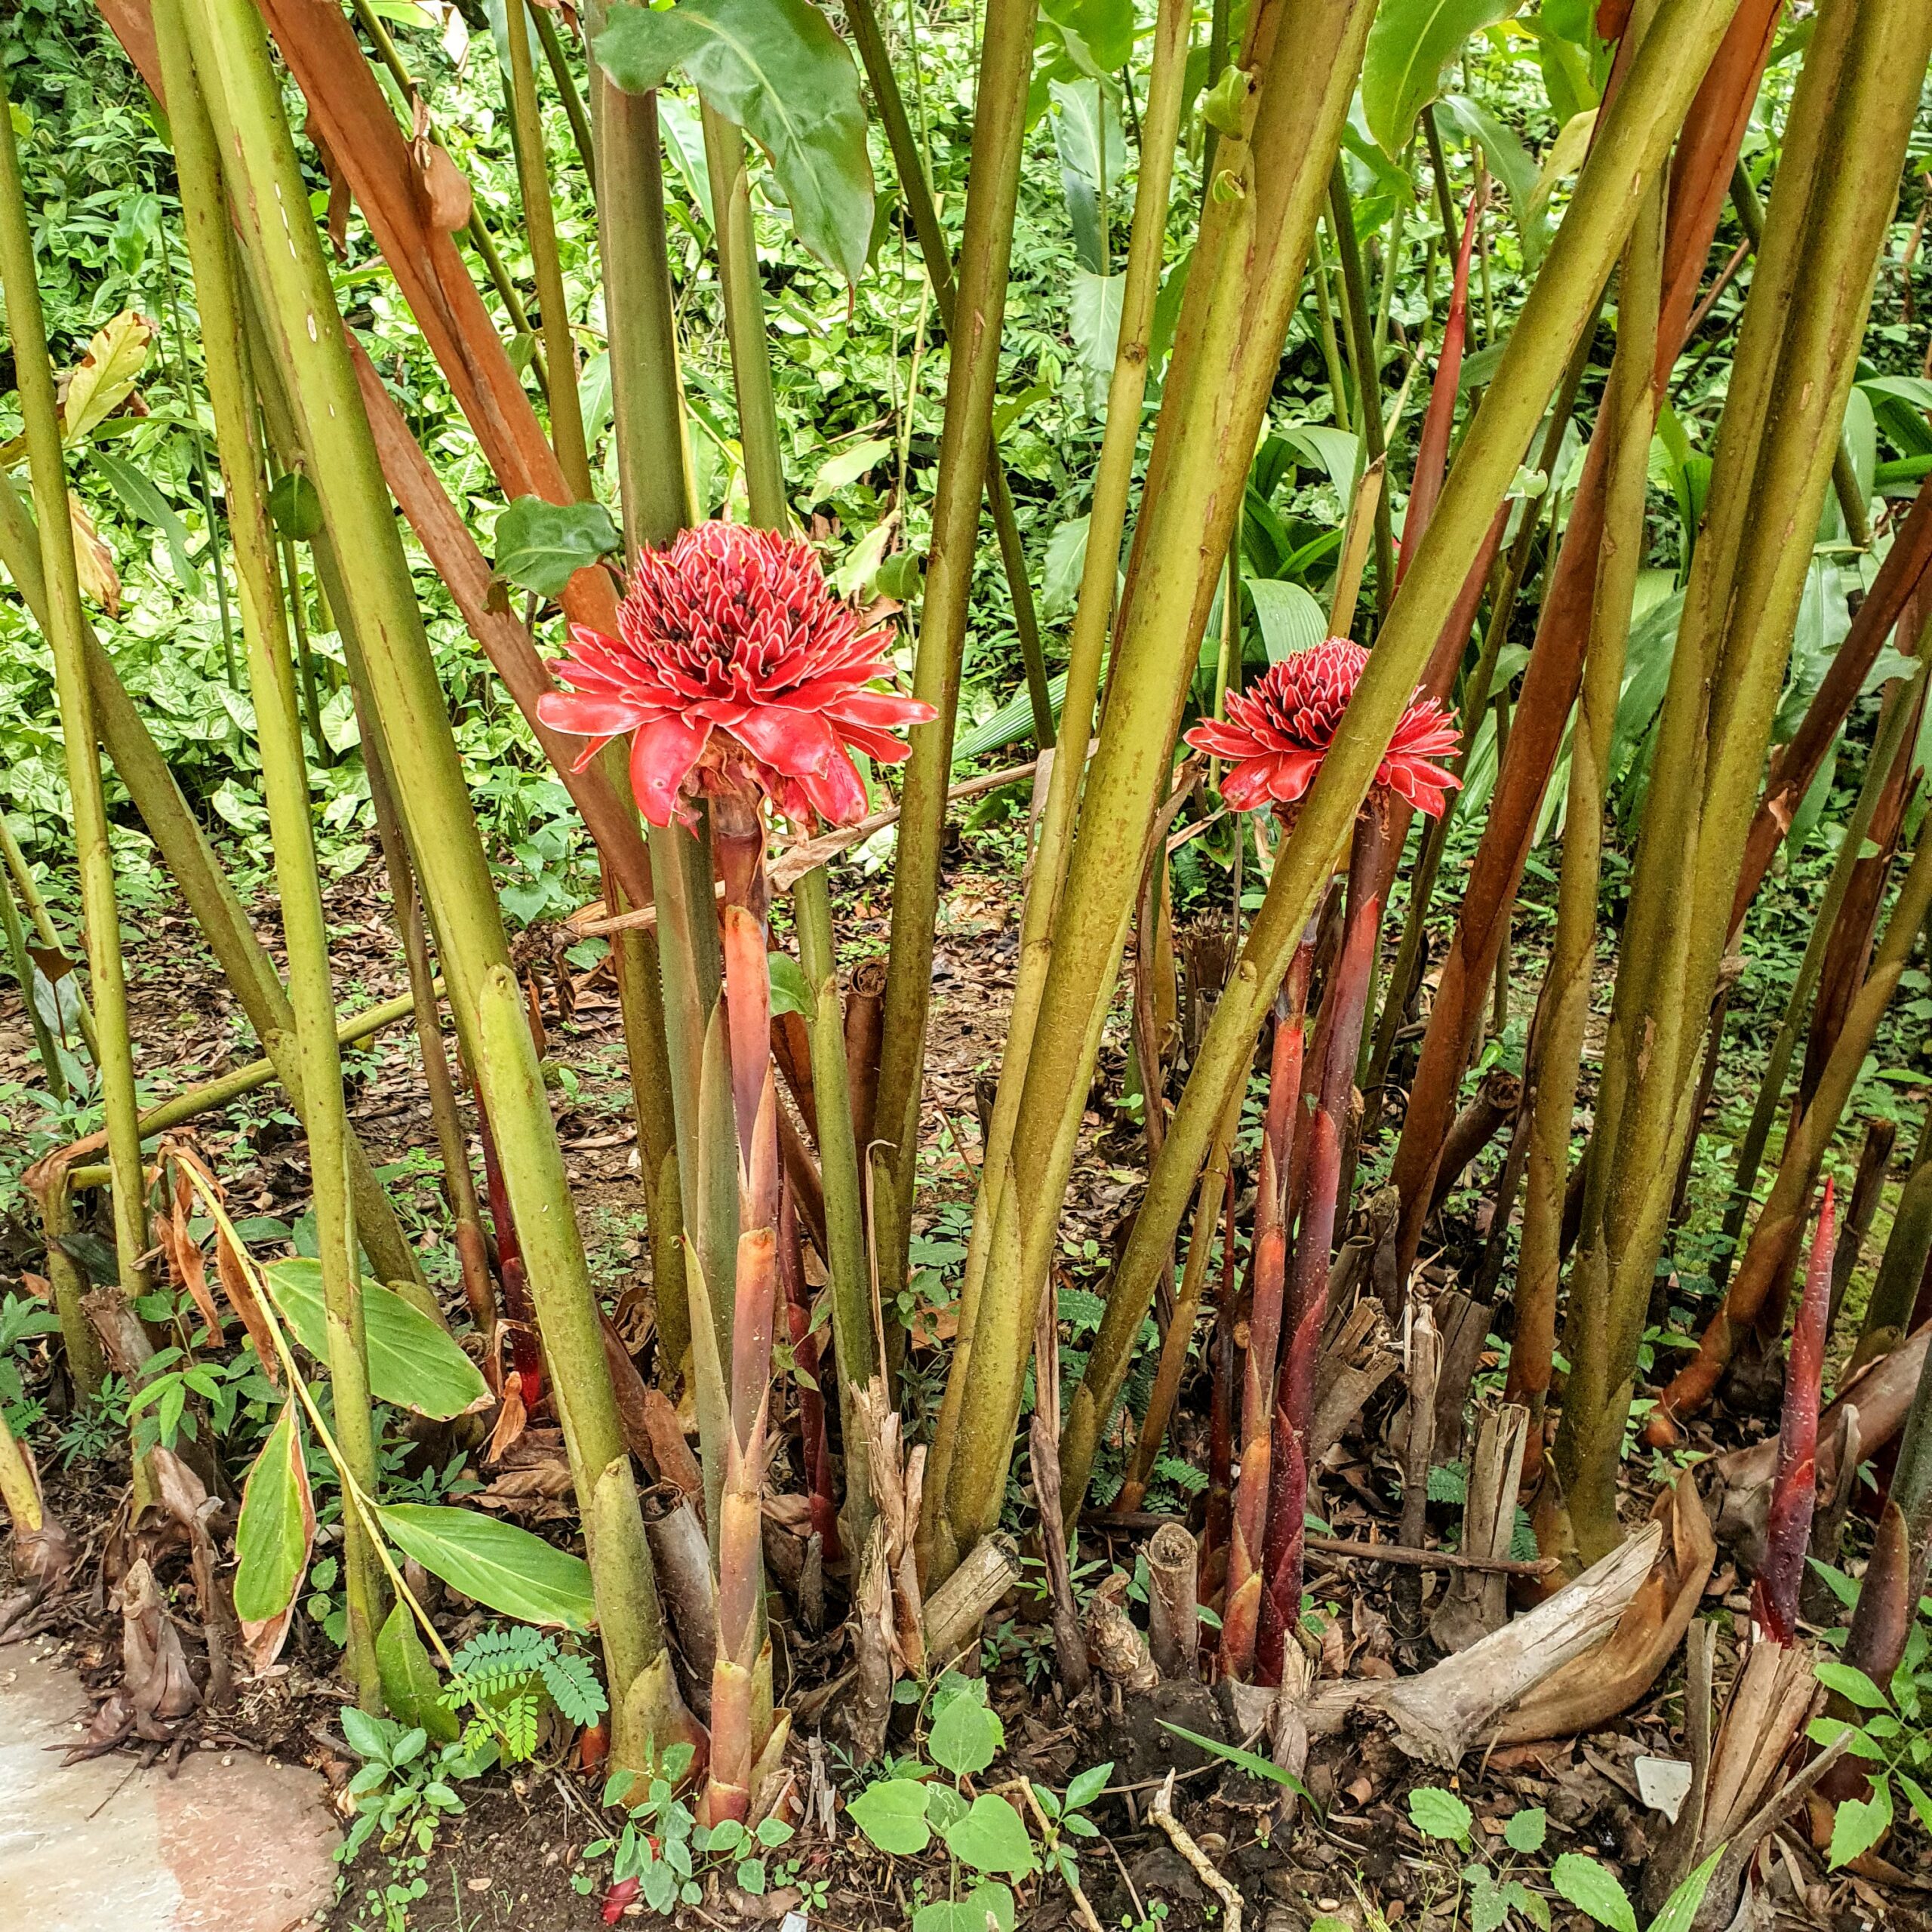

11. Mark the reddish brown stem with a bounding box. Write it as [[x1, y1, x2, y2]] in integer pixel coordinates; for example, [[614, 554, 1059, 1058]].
[[475, 1088, 543, 1410], [1220, 946, 1313, 1679], [779, 1177, 838, 1562], [1752, 1178, 1834, 1644], [1256, 798, 1388, 1686]]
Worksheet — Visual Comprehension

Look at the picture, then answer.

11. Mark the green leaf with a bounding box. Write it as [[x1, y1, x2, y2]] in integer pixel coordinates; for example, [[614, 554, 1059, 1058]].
[[268, 471, 325, 540], [1503, 1805, 1547, 1854], [1407, 1786, 1473, 1844], [941, 1794, 1037, 1878], [596, 0, 874, 286], [377, 1503, 597, 1630], [376, 1602, 460, 1741], [1437, 93, 1546, 264], [1064, 1761, 1112, 1811], [232, 1401, 314, 1626], [491, 496, 620, 597], [1361, 0, 1524, 156], [848, 1777, 932, 1855], [928, 1689, 1004, 1777], [1470, 1872, 1511, 1932], [1549, 1853, 1638, 1932], [768, 950, 814, 1020], [1069, 269, 1126, 379], [1155, 1721, 1311, 1800], [1828, 1774, 1894, 1870], [1648, 1850, 1724, 1932], [912, 1884, 1017, 1932], [264, 1259, 490, 1419], [91, 449, 202, 597], [1817, 1660, 1891, 1710], [1246, 578, 1328, 663]]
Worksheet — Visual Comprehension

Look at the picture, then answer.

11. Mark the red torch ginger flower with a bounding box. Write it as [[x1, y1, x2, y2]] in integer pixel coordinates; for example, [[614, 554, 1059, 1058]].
[[536, 521, 933, 829], [1185, 638, 1460, 818]]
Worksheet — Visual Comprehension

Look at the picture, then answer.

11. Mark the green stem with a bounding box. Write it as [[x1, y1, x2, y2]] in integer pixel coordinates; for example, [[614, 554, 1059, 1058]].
[[844, 0, 1055, 751], [792, 865, 875, 1550], [1054, 0, 1747, 1521], [533, 2, 598, 191], [1327, 162, 1395, 619], [160, 2, 383, 1702], [38, 1164, 105, 1398], [0, 68, 149, 1305], [916, 0, 1189, 1546], [869, 0, 1044, 1352], [503, 0, 592, 498], [183, 0, 679, 1764], [0, 807, 97, 1060]]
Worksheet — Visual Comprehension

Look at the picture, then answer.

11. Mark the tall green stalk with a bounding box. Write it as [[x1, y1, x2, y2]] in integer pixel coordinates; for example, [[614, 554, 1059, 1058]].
[[1327, 165, 1396, 616], [0, 70, 149, 1306], [0, 472, 426, 1294], [504, 0, 593, 499], [180, 0, 684, 1766], [844, 0, 1054, 749], [157, 0, 383, 1702], [867, 0, 1042, 1343], [1553, 0, 1932, 1552], [937, 0, 1384, 1570], [920, 0, 1190, 1561], [1054, 0, 1749, 1521], [1506, 161, 1664, 1484]]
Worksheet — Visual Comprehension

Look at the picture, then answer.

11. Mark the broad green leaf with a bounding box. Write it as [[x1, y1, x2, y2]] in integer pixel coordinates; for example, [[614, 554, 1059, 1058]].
[[1438, 93, 1545, 263], [1070, 269, 1126, 378], [1829, 1774, 1894, 1869], [1503, 1805, 1547, 1854], [233, 1402, 314, 1625], [491, 497, 620, 598], [1407, 1786, 1473, 1844], [1049, 79, 1124, 272], [1040, 0, 1134, 71], [953, 670, 1072, 765], [806, 436, 891, 504], [1282, 423, 1362, 506], [1064, 1761, 1112, 1810], [912, 1884, 1017, 1932], [848, 1777, 932, 1855], [1549, 1853, 1638, 1932], [61, 311, 155, 443], [264, 1259, 489, 1420], [928, 1689, 1003, 1777], [378, 1503, 597, 1630], [1817, 1660, 1891, 1710], [1470, 1872, 1512, 1932], [1361, 0, 1523, 156], [1042, 515, 1091, 621], [376, 1602, 460, 1741], [941, 1793, 1037, 1878], [1246, 579, 1328, 663], [597, 0, 874, 286], [1648, 1849, 1724, 1932]]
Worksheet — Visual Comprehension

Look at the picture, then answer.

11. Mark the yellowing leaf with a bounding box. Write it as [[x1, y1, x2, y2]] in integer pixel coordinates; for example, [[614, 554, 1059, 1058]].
[[67, 492, 121, 616], [60, 310, 155, 445]]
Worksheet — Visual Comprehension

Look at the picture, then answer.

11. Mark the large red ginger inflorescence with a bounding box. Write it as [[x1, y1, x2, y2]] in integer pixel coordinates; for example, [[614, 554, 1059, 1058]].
[[1185, 638, 1461, 818], [536, 521, 933, 829]]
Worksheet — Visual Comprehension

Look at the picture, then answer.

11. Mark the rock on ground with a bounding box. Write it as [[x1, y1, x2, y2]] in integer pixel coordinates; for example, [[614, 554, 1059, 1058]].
[[0, 1647, 339, 1931]]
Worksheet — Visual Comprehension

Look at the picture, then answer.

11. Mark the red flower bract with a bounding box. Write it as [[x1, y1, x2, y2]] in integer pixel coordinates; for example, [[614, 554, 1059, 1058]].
[[1185, 638, 1460, 818], [535, 521, 934, 829]]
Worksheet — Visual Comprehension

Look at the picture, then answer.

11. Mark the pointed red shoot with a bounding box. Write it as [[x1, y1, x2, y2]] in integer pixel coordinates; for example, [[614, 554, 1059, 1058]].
[[1752, 1176, 1835, 1645]]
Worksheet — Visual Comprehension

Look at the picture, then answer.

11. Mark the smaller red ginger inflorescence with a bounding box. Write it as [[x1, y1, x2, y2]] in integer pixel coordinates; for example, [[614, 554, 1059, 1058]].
[[1185, 637, 1460, 819]]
